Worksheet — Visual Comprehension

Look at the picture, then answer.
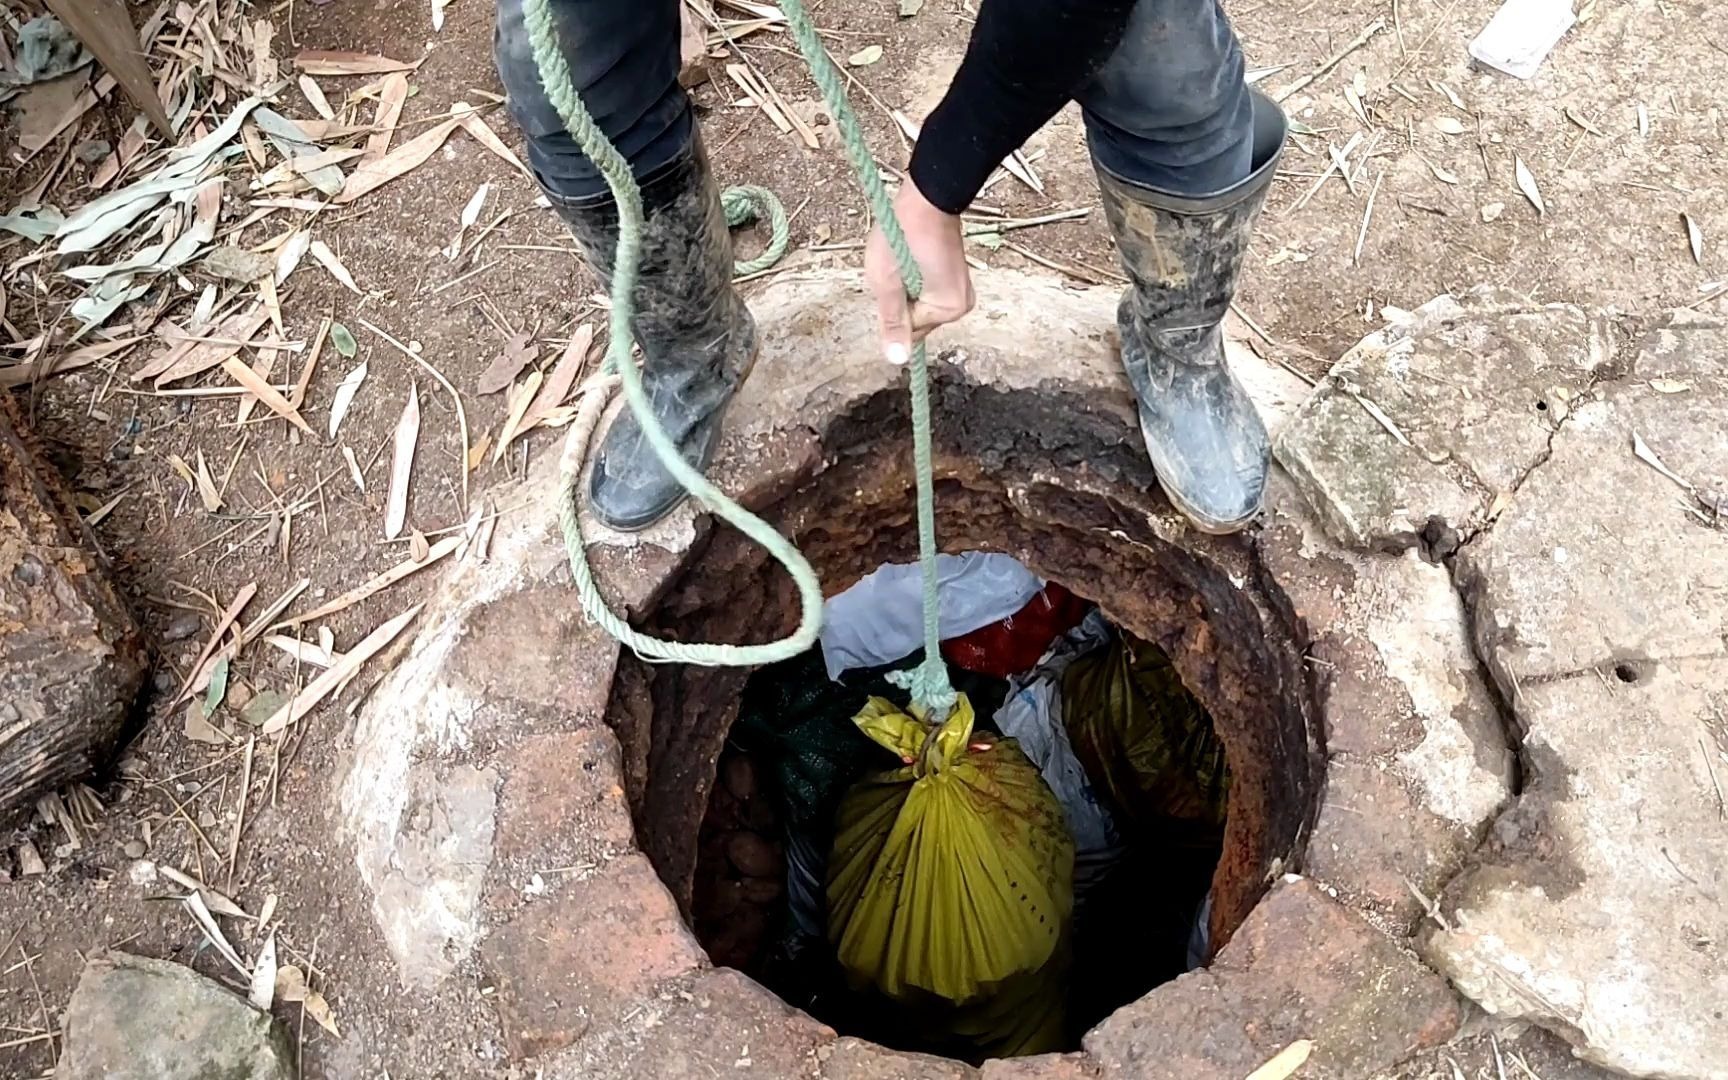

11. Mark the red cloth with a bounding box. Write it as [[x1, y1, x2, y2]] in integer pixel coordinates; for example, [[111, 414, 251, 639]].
[[941, 583, 1091, 679]]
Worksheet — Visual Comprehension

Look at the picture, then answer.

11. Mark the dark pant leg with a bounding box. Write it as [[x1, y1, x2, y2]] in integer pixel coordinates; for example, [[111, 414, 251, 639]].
[[494, 0, 692, 201], [1076, 0, 1253, 197]]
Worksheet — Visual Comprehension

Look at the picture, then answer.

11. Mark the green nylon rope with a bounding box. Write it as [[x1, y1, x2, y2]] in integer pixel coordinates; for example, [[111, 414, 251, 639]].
[[721, 183, 790, 276], [531, 0, 955, 715]]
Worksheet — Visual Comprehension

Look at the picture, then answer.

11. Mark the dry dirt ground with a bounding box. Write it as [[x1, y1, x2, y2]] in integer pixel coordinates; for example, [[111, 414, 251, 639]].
[[0, 0, 1722, 1075]]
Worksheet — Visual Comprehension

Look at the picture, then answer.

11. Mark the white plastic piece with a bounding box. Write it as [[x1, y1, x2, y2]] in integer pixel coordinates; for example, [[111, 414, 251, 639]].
[[1468, 0, 1575, 79], [818, 552, 1042, 680]]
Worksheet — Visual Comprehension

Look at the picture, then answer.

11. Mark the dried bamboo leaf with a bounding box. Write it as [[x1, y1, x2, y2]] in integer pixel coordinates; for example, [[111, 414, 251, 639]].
[[335, 115, 460, 203], [248, 932, 277, 1009], [302, 990, 341, 1037], [260, 635, 345, 668], [1649, 378, 1691, 394], [182, 891, 250, 978], [521, 324, 594, 431], [455, 111, 530, 178], [297, 74, 335, 121], [276, 964, 307, 1002], [1683, 213, 1704, 264], [363, 71, 409, 163], [308, 239, 362, 293], [328, 362, 368, 438], [477, 331, 536, 395], [274, 229, 311, 285], [260, 604, 422, 734], [276, 536, 462, 628], [410, 529, 430, 562], [0, 335, 142, 389], [220, 356, 313, 433], [194, 450, 223, 512], [1513, 154, 1545, 216], [158, 865, 250, 918], [342, 446, 366, 491], [1632, 430, 1693, 492], [1427, 159, 1459, 185], [492, 370, 543, 462], [847, 45, 883, 66], [293, 50, 422, 76], [1245, 1040, 1314, 1080], [385, 386, 420, 539], [1431, 115, 1466, 135]]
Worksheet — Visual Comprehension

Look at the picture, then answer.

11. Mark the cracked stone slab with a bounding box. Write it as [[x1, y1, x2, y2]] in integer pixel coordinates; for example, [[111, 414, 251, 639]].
[[1430, 313, 1728, 1077], [1261, 476, 1514, 927], [1273, 288, 1616, 551], [1083, 877, 1462, 1078]]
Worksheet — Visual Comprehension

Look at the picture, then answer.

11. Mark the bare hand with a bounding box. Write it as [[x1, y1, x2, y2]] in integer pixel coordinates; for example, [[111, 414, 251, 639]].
[[864, 181, 975, 365]]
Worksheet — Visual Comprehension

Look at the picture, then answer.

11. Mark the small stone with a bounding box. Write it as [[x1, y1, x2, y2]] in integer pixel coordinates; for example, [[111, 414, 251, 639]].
[[74, 138, 111, 164], [1480, 202, 1505, 223], [128, 859, 157, 887], [725, 831, 779, 878], [722, 755, 757, 802], [123, 839, 147, 859], [201, 245, 275, 284], [16, 840, 45, 876], [741, 875, 783, 904], [55, 951, 295, 1079], [162, 612, 203, 643]]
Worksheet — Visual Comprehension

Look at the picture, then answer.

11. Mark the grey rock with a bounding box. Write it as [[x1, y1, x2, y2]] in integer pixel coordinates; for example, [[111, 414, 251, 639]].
[[55, 951, 295, 1079], [1273, 288, 1615, 551], [201, 245, 275, 284], [1428, 312, 1728, 1078]]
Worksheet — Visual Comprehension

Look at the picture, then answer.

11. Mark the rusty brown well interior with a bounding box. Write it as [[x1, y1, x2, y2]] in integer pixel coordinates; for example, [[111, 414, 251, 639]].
[[600, 379, 1324, 1045]]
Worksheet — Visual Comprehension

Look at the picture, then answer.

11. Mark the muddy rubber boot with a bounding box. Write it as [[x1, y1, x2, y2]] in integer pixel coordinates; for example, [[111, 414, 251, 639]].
[[550, 134, 755, 532], [1096, 91, 1287, 534]]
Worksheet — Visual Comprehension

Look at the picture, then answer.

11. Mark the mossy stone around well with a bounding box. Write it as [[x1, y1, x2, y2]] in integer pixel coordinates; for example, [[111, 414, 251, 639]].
[[55, 951, 296, 1080]]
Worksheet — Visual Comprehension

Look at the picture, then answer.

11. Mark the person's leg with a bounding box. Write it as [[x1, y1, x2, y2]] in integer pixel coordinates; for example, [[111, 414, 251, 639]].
[[1076, 0, 1286, 534], [494, 0, 690, 197], [495, 0, 755, 532]]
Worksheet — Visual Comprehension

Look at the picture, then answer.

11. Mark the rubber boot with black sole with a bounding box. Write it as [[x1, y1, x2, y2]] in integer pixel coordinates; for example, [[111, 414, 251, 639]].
[[549, 133, 756, 532], [1096, 90, 1287, 535]]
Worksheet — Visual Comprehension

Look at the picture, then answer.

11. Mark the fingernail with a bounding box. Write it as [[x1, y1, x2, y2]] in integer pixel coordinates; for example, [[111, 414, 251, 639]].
[[885, 343, 908, 366]]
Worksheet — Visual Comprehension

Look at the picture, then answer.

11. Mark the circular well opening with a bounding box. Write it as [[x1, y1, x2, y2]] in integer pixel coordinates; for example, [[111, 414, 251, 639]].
[[601, 390, 1321, 1063]]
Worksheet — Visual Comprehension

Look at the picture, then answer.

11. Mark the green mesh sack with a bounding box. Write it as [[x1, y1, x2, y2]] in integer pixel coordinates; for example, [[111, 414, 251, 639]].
[[1060, 632, 1229, 841], [827, 694, 1074, 1058]]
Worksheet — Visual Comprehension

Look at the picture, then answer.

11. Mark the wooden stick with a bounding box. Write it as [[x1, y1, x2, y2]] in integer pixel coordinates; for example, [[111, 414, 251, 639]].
[[221, 357, 312, 434], [225, 736, 255, 888], [272, 536, 462, 628], [1272, 17, 1385, 103], [171, 584, 257, 709], [261, 605, 422, 734]]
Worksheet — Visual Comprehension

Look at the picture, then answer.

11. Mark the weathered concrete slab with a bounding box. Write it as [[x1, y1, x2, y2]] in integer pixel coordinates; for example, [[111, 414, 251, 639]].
[[0, 392, 147, 821], [482, 853, 704, 1059], [820, 1037, 980, 1080], [1261, 476, 1514, 928], [1083, 877, 1463, 1078], [1273, 288, 1616, 551], [539, 968, 835, 1080], [1428, 313, 1728, 1078], [55, 951, 295, 1080]]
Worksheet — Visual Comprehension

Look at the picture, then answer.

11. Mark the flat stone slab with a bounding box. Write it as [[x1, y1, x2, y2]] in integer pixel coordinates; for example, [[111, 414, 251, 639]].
[[1425, 313, 1728, 1078], [55, 951, 295, 1080], [1083, 877, 1462, 1078], [1274, 288, 1616, 551]]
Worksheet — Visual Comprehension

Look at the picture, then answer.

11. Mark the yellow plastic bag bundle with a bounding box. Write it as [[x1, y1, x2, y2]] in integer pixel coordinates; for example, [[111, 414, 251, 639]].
[[1061, 633, 1229, 841], [826, 694, 1074, 1058]]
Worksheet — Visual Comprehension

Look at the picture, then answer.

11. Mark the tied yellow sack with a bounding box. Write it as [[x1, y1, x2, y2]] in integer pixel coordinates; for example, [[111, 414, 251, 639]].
[[826, 693, 1074, 1057], [1062, 633, 1229, 839]]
